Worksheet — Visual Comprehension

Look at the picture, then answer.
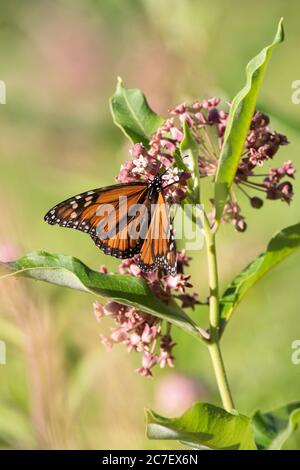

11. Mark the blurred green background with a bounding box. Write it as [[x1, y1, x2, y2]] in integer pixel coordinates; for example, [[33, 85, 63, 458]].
[[0, 0, 300, 450]]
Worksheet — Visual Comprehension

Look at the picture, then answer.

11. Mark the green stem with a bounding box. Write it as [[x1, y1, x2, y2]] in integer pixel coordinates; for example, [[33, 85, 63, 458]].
[[208, 342, 234, 412], [202, 212, 235, 413], [186, 132, 234, 411]]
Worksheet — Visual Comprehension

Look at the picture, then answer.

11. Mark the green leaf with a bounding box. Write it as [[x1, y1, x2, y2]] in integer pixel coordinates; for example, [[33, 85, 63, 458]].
[[220, 223, 300, 329], [214, 19, 284, 219], [180, 120, 199, 168], [146, 402, 257, 450], [0, 251, 199, 338], [110, 77, 164, 146], [252, 402, 300, 450], [180, 119, 200, 202]]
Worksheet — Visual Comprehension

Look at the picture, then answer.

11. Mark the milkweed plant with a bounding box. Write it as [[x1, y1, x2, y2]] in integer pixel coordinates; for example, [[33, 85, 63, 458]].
[[1, 19, 300, 450]]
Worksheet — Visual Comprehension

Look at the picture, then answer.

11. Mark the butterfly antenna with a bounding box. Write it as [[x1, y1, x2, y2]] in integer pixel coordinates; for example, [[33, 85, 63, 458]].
[[160, 166, 171, 177]]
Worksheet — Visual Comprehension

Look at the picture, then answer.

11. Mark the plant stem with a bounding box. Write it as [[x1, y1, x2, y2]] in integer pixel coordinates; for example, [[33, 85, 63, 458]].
[[208, 342, 234, 412], [202, 211, 235, 412]]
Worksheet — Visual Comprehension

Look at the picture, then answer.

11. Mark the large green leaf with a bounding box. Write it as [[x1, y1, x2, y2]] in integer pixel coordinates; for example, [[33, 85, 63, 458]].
[[0, 251, 199, 338], [214, 19, 284, 219], [146, 402, 257, 450], [220, 223, 300, 329], [252, 402, 300, 450], [110, 77, 164, 146]]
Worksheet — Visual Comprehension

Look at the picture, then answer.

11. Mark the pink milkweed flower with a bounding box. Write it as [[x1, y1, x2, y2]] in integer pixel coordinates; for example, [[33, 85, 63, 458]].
[[110, 327, 129, 343], [99, 334, 114, 351], [141, 323, 160, 344], [158, 351, 175, 369], [93, 301, 106, 321], [170, 127, 183, 142], [130, 143, 147, 158], [99, 265, 108, 273], [136, 351, 158, 377], [163, 274, 193, 293], [94, 250, 197, 375]]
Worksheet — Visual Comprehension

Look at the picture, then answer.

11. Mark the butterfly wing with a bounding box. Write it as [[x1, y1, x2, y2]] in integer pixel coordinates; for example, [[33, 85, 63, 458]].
[[91, 200, 149, 258], [137, 191, 177, 276], [44, 182, 148, 259]]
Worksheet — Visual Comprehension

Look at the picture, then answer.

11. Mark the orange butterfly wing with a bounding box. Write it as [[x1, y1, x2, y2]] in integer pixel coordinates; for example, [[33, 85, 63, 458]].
[[91, 199, 150, 258], [137, 192, 177, 276], [45, 181, 177, 275], [44, 182, 148, 258]]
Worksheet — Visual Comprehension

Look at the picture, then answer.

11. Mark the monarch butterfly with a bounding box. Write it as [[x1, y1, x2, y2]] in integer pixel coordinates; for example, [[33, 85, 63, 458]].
[[44, 172, 177, 276]]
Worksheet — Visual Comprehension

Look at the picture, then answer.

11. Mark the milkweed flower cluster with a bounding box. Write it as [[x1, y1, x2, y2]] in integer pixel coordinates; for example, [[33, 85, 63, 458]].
[[118, 99, 294, 231], [94, 96, 294, 376], [117, 121, 191, 205], [169, 101, 294, 231], [94, 251, 200, 377]]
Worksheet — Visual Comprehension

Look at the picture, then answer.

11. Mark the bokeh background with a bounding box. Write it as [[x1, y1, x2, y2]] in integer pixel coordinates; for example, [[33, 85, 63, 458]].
[[0, 0, 300, 450]]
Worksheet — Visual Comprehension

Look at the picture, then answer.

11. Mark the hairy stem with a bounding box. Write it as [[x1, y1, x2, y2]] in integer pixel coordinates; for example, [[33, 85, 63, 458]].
[[202, 211, 235, 412]]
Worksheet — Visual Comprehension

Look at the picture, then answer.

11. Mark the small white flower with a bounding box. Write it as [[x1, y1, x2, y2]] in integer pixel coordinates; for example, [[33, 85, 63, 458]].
[[162, 167, 180, 184], [132, 155, 148, 174]]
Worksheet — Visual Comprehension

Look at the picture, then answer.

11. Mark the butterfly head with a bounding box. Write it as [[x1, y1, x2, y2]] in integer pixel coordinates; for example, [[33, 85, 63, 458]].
[[148, 173, 164, 198]]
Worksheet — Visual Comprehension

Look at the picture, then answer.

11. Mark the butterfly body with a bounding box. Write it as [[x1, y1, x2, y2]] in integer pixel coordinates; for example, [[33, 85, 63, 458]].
[[44, 173, 177, 276], [146, 173, 164, 200]]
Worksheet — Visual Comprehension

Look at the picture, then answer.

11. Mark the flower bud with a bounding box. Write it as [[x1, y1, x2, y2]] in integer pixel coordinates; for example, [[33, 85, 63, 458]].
[[235, 218, 247, 232], [250, 197, 264, 209], [208, 107, 220, 123]]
